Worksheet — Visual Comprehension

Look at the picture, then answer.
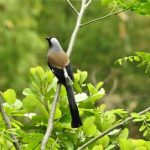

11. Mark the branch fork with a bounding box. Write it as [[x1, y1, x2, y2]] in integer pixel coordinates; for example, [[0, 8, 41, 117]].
[[41, 0, 92, 149]]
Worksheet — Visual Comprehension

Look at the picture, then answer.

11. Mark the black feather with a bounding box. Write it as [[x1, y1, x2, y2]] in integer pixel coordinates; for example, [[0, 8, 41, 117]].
[[48, 63, 82, 128]]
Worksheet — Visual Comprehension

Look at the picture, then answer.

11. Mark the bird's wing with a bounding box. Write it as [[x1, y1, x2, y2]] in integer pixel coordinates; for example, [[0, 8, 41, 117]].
[[48, 50, 69, 69]]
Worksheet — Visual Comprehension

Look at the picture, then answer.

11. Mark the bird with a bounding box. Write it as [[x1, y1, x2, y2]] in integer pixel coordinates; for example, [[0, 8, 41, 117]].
[[45, 37, 82, 128]]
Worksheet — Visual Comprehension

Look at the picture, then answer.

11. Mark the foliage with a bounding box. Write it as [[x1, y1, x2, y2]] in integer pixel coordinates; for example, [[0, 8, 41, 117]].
[[116, 52, 150, 73], [0, 0, 150, 101], [0, 0, 150, 149], [0, 0, 46, 93], [101, 0, 150, 15], [0, 66, 150, 149], [131, 112, 150, 139]]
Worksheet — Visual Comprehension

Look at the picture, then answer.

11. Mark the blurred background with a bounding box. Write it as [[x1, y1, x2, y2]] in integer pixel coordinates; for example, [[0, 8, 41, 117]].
[[0, 0, 150, 114]]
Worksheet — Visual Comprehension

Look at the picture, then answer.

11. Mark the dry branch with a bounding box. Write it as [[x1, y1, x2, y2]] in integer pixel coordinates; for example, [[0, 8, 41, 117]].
[[0, 102, 21, 150], [67, 0, 79, 15]]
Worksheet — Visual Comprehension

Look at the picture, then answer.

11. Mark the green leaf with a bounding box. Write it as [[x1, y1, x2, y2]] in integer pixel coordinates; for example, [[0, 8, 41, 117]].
[[92, 145, 103, 150], [105, 144, 116, 150], [129, 57, 133, 62], [97, 135, 110, 148], [96, 82, 104, 90], [28, 140, 40, 150], [131, 139, 146, 147], [87, 89, 105, 104], [117, 59, 122, 65], [54, 107, 62, 119], [139, 125, 146, 132], [23, 95, 48, 119], [63, 141, 74, 150], [22, 88, 35, 96], [97, 104, 106, 113], [134, 56, 140, 61], [133, 118, 144, 122], [131, 113, 140, 118], [47, 138, 60, 150], [22, 133, 44, 149], [46, 70, 54, 83], [119, 139, 133, 150], [13, 99, 23, 110], [119, 128, 129, 139], [143, 130, 148, 137], [30, 66, 45, 79], [145, 141, 150, 150], [112, 109, 127, 118], [73, 73, 82, 93], [100, 112, 116, 131], [3, 89, 16, 104], [79, 70, 88, 84], [87, 83, 97, 95], [83, 116, 97, 136]]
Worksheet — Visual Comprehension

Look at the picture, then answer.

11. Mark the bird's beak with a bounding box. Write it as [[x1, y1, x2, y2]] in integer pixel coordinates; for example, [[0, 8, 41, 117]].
[[45, 37, 50, 41]]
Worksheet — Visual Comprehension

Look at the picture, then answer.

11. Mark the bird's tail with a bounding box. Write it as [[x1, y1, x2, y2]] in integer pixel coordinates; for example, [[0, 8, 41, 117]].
[[65, 85, 82, 128]]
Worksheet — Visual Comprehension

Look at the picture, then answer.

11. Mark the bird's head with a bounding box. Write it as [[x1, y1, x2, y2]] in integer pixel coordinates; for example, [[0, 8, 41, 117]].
[[45, 37, 62, 50], [45, 37, 53, 47]]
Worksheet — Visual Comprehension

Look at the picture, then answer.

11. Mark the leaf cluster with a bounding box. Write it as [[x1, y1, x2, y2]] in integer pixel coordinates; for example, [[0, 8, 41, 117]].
[[101, 0, 150, 15], [0, 66, 150, 149], [116, 52, 150, 73]]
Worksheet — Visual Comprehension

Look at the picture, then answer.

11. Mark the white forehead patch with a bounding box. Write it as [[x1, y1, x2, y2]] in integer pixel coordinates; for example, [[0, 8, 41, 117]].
[[50, 38, 59, 44], [50, 37, 62, 51]]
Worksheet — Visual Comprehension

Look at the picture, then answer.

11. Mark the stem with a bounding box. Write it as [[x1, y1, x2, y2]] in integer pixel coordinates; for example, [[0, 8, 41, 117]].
[[0, 102, 21, 150], [67, 0, 87, 56], [77, 106, 150, 150], [67, 0, 79, 15], [85, 0, 93, 8], [41, 84, 61, 150], [80, 2, 140, 27], [80, 7, 130, 27]]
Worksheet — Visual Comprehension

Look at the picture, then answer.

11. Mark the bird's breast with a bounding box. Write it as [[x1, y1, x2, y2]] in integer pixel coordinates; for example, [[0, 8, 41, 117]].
[[48, 50, 70, 69]]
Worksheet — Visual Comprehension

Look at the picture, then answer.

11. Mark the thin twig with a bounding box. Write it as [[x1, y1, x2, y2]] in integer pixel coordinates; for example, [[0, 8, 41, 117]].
[[80, 7, 130, 27], [77, 106, 150, 150], [0, 102, 21, 150], [80, 2, 140, 27], [41, 84, 61, 150], [67, 0, 79, 15], [67, 0, 89, 56], [85, 0, 93, 8], [50, 138, 58, 150]]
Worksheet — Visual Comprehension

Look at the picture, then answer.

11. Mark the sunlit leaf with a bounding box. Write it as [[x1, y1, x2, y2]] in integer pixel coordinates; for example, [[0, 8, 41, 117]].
[[83, 116, 97, 136], [3, 89, 16, 104]]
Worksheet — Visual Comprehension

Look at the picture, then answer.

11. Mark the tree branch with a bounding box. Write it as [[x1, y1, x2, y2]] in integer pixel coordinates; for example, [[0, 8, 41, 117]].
[[80, 7, 130, 27], [80, 2, 141, 27], [0, 101, 21, 150], [85, 0, 93, 8], [67, 0, 90, 56], [41, 84, 61, 150], [41, 0, 93, 149], [67, 0, 79, 15], [77, 106, 150, 150]]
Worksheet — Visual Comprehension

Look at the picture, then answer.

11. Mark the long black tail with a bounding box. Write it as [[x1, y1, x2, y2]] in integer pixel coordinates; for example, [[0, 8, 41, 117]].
[[65, 85, 82, 128]]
